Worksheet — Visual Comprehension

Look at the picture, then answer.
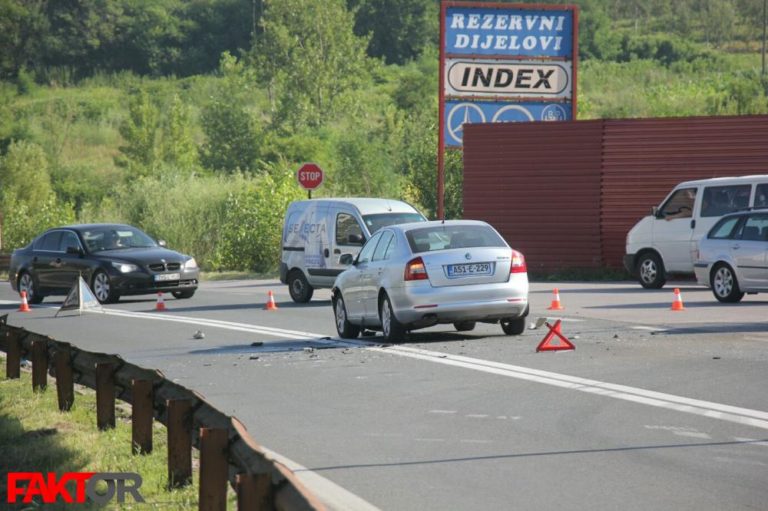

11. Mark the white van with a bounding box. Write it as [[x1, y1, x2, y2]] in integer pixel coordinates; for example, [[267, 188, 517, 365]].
[[624, 175, 768, 288], [280, 198, 426, 302]]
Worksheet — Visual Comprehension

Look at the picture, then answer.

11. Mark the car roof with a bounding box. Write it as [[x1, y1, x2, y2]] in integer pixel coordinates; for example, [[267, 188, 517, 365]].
[[719, 207, 768, 218], [389, 219, 491, 232], [290, 198, 421, 215], [674, 174, 768, 188], [60, 223, 137, 231]]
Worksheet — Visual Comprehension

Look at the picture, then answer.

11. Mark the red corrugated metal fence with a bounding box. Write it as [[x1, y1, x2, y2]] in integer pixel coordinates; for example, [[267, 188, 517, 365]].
[[463, 114, 768, 272]]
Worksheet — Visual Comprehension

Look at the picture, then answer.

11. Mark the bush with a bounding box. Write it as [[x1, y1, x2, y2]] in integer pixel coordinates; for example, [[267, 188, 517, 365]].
[[1, 195, 76, 249]]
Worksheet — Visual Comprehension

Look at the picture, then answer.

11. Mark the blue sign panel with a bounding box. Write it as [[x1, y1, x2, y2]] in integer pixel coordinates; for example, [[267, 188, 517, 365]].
[[444, 100, 572, 147], [445, 6, 574, 57]]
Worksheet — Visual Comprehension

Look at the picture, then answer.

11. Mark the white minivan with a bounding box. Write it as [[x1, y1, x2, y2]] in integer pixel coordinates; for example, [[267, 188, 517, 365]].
[[280, 198, 426, 302], [624, 175, 768, 288]]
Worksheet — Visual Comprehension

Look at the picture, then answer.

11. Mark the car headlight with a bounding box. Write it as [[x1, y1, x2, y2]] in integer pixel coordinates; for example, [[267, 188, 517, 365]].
[[184, 258, 198, 270], [111, 261, 139, 273]]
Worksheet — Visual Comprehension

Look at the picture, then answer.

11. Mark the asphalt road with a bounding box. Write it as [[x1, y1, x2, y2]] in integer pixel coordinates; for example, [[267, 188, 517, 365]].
[[2, 280, 767, 510]]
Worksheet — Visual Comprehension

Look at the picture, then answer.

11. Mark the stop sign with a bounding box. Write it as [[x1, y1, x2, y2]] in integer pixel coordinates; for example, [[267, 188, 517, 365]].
[[296, 162, 324, 190]]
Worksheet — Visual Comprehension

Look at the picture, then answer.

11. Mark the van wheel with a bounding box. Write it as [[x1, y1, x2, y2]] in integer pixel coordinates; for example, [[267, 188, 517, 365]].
[[711, 263, 744, 303], [288, 270, 314, 303], [637, 253, 666, 289]]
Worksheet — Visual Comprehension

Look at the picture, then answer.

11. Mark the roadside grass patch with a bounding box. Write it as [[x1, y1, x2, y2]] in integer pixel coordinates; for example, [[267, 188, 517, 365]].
[[0, 365, 237, 509]]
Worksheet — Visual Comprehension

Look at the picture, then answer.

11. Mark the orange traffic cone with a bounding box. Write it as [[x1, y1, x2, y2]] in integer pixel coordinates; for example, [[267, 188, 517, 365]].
[[155, 292, 166, 311], [18, 291, 31, 312], [264, 291, 278, 311], [547, 288, 564, 310], [670, 288, 685, 311]]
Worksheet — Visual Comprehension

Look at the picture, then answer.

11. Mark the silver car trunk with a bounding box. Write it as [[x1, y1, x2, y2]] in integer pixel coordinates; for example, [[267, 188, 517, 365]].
[[420, 248, 512, 287]]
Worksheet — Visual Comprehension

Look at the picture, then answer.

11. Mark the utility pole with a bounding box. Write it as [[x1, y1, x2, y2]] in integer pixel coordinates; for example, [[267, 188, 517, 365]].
[[762, 0, 766, 76]]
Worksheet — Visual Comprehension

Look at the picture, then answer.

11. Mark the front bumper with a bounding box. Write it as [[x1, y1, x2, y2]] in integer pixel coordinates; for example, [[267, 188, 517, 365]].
[[111, 269, 199, 296], [623, 254, 636, 275]]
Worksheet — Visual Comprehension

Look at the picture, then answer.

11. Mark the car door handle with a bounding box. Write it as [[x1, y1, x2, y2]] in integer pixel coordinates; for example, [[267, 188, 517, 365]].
[[731, 244, 740, 250]]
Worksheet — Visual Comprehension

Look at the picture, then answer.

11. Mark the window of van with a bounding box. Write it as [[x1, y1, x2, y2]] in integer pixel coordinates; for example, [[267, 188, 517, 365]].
[[660, 188, 696, 219], [701, 185, 751, 217], [756, 184, 768, 208], [336, 213, 364, 246], [363, 212, 425, 234]]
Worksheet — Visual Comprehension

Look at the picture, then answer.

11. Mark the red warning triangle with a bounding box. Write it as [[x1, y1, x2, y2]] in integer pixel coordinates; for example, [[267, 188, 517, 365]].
[[536, 320, 575, 352]]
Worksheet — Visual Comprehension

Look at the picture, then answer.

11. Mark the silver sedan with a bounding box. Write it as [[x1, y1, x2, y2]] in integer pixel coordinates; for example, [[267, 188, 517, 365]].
[[694, 209, 768, 302], [331, 220, 529, 342]]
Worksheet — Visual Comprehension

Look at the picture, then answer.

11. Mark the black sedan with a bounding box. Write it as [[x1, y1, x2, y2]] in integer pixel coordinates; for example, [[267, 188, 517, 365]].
[[9, 224, 199, 304]]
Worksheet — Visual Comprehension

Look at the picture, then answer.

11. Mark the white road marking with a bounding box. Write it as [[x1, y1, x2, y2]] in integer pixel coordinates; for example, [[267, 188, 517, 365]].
[[263, 447, 382, 511], [733, 437, 768, 447], [429, 410, 457, 414], [62, 307, 768, 433]]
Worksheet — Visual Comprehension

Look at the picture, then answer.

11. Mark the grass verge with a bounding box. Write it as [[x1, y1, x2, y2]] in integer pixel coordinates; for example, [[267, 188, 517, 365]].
[[0, 362, 237, 510]]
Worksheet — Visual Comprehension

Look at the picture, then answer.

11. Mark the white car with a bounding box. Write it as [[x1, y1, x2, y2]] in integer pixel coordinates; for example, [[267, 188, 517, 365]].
[[694, 209, 768, 302], [331, 220, 529, 341]]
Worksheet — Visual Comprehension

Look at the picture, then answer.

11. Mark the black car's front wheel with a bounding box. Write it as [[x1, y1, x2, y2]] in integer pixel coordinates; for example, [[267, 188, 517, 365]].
[[172, 290, 196, 299], [18, 271, 44, 304], [91, 270, 120, 304]]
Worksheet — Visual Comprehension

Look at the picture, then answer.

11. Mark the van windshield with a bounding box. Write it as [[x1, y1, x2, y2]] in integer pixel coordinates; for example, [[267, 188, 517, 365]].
[[363, 212, 426, 234]]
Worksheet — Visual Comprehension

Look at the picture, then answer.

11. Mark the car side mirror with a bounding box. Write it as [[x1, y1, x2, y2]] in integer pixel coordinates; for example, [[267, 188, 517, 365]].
[[157, 239, 167, 247], [340, 254, 355, 265], [66, 246, 83, 255], [651, 206, 659, 217], [347, 234, 365, 245]]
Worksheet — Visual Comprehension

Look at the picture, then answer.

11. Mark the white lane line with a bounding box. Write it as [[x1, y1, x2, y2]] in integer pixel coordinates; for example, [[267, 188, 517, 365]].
[[262, 447, 382, 511], [100, 308, 320, 339], [372, 345, 768, 431], [631, 326, 668, 332], [69, 308, 768, 432]]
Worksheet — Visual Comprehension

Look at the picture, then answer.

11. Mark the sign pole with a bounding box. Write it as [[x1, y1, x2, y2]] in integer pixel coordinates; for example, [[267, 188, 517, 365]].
[[437, 1, 447, 221]]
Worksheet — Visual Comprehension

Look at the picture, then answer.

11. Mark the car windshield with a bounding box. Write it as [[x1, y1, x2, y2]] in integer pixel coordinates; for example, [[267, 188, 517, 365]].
[[406, 225, 506, 253], [81, 226, 158, 252], [363, 212, 425, 234]]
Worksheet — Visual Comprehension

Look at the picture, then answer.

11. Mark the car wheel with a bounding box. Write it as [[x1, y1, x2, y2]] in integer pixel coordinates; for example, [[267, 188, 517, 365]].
[[453, 321, 476, 332], [500, 317, 526, 335], [380, 294, 406, 342], [333, 294, 360, 339], [172, 290, 196, 299], [637, 252, 667, 289], [288, 270, 314, 303], [18, 272, 44, 304], [91, 270, 119, 304], [710, 263, 745, 303]]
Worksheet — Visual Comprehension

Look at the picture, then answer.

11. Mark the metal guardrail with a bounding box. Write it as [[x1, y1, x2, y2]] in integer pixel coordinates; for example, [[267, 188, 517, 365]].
[[0, 316, 326, 511]]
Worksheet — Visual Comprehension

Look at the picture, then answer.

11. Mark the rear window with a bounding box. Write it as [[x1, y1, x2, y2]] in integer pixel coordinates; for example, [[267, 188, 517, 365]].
[[362, 212, 425, 234], [406, 225, 506, 253]]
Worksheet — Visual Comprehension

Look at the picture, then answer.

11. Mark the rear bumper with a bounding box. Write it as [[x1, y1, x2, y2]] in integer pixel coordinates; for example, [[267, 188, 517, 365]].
[[389, 279, 529, 326]]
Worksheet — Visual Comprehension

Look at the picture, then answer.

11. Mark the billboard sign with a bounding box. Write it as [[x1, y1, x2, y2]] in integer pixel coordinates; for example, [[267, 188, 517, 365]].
[[439, 2, 578, 148]]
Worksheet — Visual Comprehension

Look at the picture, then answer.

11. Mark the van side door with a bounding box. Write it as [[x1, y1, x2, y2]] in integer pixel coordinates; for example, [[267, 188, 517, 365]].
[[693, 184, 752, 262], [653, 187, 698, 272], [329, 208, 366, 274]]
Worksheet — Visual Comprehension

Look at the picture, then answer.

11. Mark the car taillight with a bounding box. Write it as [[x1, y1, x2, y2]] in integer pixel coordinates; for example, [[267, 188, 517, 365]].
[[404, 257, 428, 281], [510, 250, 527, 273]]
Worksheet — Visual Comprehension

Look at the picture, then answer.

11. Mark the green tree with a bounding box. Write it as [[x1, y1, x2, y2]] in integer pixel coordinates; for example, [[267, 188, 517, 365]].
[[117, 89, 160, 175], [199, 53, 261, 172], [160, 94, 198, 171], [349, 0, 438, 64], [0, 0, 47, 79], [0, 140, 53, 206], [252, 0, 371, 129]]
